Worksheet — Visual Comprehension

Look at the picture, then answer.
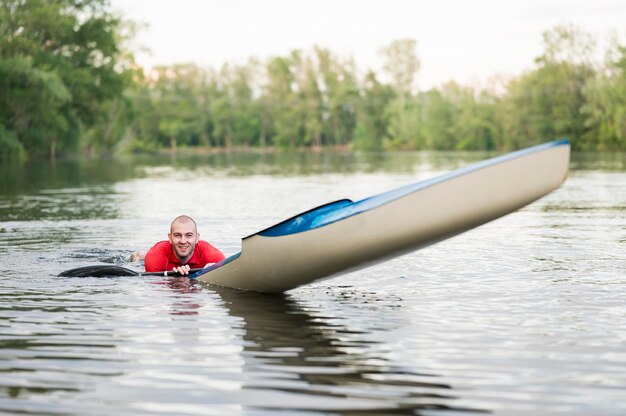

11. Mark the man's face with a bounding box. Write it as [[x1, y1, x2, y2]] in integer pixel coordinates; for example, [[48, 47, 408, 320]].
[[168, 220, 199, 262]]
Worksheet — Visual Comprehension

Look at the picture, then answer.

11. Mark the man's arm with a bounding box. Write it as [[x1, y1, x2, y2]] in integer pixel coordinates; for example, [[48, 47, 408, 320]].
[[144, 244, 169, 272], [198, 241, 226, 269]]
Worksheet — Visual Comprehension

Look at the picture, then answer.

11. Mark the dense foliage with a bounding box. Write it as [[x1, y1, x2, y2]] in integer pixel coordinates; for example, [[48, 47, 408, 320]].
[[1, 2, 625, 160], [0, 0, 135, 160], [128, 30, 626, 154]]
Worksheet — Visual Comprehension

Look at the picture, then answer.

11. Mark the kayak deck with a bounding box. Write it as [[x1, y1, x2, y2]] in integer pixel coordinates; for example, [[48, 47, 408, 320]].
[[195, 140, 570, 293]]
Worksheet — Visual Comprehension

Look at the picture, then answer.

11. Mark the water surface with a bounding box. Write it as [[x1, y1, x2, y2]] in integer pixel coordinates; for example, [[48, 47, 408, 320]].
[[1, 150, 625, 415]]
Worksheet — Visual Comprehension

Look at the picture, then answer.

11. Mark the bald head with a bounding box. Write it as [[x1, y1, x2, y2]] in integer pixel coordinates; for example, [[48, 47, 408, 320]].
[[170, 215, 197, 234], [168, 215, 199, 263]]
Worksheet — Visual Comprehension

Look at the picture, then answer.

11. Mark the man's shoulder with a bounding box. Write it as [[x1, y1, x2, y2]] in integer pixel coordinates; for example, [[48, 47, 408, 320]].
[[195, 240, 225, 262], [196, 240, 216, 250], [196, 240, 224, 256], [148, 240, 171, 253], [144, 241, 173, 272]]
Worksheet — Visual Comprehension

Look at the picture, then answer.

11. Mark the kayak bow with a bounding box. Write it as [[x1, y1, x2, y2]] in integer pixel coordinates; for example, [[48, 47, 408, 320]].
[[196, 140, 570, 293]]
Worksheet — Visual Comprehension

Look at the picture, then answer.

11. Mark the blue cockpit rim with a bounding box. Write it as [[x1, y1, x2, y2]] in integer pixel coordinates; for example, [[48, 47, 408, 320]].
[[254, 139, 570, 238]]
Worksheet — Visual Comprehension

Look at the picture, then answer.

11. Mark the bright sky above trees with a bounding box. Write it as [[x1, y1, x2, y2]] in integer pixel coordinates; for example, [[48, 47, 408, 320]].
[[112, 0, 626, 89]]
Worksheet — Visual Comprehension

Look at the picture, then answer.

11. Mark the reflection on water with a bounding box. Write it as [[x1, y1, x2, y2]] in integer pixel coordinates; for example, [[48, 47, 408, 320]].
[[0, 274, 484, 415], [0, 150, 487, 191], [2, 150, 622, 223], [0, 151, 464, 223], [0, 279, 126, 404], [1, 149, 626, 415], [569, 150, 626, 171], [216, 287, 484, 414]]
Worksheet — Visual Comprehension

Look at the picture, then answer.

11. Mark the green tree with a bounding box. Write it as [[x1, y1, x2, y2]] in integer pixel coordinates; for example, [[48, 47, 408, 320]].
[[295, 54, 324, 148], [0, 55, 70, 159], [380, 39, 421, 149], [381, 39, 420, 97], [222, 60, 260, 148], [581, 43, 626, 150], [419, 88, 455, 150], [435, 82, 498, 151], [499, 25, 596, 150], [0, 0, 134, 159], [264, 54, 301, 147], [315, 48, 360, 147], [353, 71, 395, 150], [149, 64, 211, 150]]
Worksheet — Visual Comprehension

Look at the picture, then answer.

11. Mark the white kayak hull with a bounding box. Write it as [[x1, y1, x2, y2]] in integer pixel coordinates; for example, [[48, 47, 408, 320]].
[[196, 140, 570, 293]]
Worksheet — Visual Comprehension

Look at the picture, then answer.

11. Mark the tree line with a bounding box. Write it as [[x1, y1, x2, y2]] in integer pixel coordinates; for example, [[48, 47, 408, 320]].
[[2, 0, 626, 161]]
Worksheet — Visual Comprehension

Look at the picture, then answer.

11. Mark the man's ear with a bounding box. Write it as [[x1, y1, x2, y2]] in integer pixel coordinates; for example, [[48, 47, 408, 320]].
[[196, 232, 200, 242], [168, 233, 173, 243]]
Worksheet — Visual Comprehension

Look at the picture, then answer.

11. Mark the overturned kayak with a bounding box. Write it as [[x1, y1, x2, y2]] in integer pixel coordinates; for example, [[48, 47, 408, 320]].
[[195, 140, 570, 293]]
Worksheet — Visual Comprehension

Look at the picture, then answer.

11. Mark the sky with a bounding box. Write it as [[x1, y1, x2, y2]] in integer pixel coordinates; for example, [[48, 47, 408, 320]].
[[111, 0, 626, 89]]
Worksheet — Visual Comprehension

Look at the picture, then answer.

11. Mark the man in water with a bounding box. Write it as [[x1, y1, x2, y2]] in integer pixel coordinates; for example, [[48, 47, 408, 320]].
[[139, 215, 225, 275]]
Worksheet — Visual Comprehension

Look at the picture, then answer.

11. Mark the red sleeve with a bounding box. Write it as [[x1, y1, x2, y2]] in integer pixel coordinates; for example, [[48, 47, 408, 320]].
[[197, 240, 226, 265], [144, 241, 172, 272]]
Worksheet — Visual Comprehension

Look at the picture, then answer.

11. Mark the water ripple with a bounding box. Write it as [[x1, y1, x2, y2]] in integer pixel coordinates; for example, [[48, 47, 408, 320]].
[[1, 155, 626, 415]]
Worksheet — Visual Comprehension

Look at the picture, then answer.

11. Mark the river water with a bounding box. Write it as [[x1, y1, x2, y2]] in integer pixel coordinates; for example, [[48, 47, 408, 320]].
[[1, 149, 625, 415]]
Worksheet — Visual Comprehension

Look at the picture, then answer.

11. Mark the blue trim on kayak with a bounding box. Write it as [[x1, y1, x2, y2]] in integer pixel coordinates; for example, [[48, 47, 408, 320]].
[[258, 140, 569, 238], [189, 252, 241, 279]]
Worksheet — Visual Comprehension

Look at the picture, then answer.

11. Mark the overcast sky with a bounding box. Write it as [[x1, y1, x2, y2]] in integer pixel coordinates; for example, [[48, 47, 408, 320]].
[[111, 0, 626, 89]]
